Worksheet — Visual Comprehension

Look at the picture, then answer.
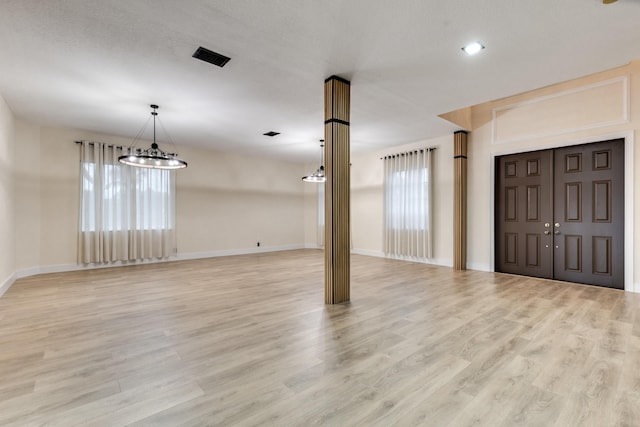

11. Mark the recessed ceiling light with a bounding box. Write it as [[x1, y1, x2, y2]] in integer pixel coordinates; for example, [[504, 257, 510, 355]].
[[263, 131, 280, 137], [462, 41, 485, 56]]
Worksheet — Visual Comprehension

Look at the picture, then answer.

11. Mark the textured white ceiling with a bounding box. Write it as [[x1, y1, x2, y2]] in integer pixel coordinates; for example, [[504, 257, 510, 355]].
[[0, 0, 639, 162]]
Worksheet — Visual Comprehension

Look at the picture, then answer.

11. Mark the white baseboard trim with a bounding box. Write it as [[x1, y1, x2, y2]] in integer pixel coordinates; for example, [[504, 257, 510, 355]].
[[350, 249, 453, 267], [175, 244, 306, 261], [0, 272, 16, 297], [427, 258, 454, 268], [351, 248, 385, 258], [2, 244, 307, 297], [10, 246, 631, 294], [15, 257, 177, 278], [349, 250, 490, 272], [467, 262, 492, 272]]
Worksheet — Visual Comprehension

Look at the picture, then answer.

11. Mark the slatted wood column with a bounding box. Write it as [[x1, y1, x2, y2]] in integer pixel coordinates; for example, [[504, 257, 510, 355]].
[[324, 75, 350, 304], [454, 131, 468, 270]]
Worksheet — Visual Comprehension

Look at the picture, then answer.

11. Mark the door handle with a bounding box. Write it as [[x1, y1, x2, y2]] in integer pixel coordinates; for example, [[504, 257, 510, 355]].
[[554, 230, 561, 235], [554, 223, 560, 228], [544, 231, 551, 235]]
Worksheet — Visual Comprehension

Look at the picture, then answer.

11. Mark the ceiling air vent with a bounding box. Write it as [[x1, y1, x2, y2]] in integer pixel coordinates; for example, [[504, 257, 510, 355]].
[[263, 131, 280, 137], [192, 46, 231, 68]]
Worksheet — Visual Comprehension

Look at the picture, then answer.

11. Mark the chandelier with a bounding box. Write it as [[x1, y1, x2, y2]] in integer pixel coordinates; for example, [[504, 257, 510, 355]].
[[118, 104, 187, 170], [302, 140, 326, 183]]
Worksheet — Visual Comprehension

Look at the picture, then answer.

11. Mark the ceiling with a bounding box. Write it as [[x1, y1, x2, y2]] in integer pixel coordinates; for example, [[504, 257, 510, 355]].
[[1, 0, 639, 162]]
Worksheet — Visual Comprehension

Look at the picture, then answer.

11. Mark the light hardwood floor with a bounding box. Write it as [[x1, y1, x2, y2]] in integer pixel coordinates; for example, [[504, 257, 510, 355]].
[[1, 249, 640, 426]]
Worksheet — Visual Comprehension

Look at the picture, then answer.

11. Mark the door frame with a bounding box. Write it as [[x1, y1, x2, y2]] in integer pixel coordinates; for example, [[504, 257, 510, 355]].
[[488, 130, 635, 292]]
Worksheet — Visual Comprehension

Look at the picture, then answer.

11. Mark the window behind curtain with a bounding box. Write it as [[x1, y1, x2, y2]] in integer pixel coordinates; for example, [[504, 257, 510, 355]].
[[78, 141, 176, 263], [317, 183, 324, 246], [383, 149, 433, 259]]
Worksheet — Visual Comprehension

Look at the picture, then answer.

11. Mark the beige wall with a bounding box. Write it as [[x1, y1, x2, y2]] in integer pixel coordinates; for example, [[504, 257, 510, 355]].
[[351, 136, 454, 265], [175, 144, 305, 255], [0, 94, 15, 292], [303, 135, 455, 266], [8, 59, 640, 291], [457, 60, 640, 290], [11, 123, 306, 274], [14, 120, 41, 270], [302, 163, 320, 247]]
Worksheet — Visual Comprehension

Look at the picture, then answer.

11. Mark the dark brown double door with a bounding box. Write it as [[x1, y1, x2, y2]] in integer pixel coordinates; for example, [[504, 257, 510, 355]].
[[495, 139, 624, 289]]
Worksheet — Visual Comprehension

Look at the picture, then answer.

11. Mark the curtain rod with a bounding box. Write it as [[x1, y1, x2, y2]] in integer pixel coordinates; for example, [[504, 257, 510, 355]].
[[75, 140, 126, 150], [380, 147, 437, 160]]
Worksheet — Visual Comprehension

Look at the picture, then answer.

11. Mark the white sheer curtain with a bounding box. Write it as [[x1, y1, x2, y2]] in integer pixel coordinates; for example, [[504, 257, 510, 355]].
[[317, 184, 324, 247], [383, 149, 433, 259], [78, 141, 176, 263]]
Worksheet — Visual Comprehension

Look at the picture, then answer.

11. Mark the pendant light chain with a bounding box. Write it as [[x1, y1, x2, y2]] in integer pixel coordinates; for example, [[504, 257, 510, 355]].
[[153, 106, 156, 145], [117, 104, 188, 170], [302, 139, 326, 183]]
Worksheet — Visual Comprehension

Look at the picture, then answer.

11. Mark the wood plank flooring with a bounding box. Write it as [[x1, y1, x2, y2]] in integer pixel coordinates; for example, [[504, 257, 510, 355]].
[[1, 249, 640, 426]]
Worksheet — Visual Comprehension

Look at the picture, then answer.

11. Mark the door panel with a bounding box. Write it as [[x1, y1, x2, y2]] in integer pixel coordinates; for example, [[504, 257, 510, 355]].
[[526, 234, 541, 267], [496, 151, 553, 279], [553, 140, 624, 289], [564, 182, 582, 221], [563, 235, 582, 271], [495, 139, 624, 289]]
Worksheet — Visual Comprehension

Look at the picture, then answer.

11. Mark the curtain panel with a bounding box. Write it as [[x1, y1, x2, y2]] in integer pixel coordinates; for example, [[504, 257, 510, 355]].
[[78, 141, 176, 263], [383, 148, 433, 259], [317, 184, 325, 247]]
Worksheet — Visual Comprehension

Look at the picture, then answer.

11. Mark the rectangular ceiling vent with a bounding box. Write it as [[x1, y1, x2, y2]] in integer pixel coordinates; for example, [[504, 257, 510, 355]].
[[192, 46, 231, 68]]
